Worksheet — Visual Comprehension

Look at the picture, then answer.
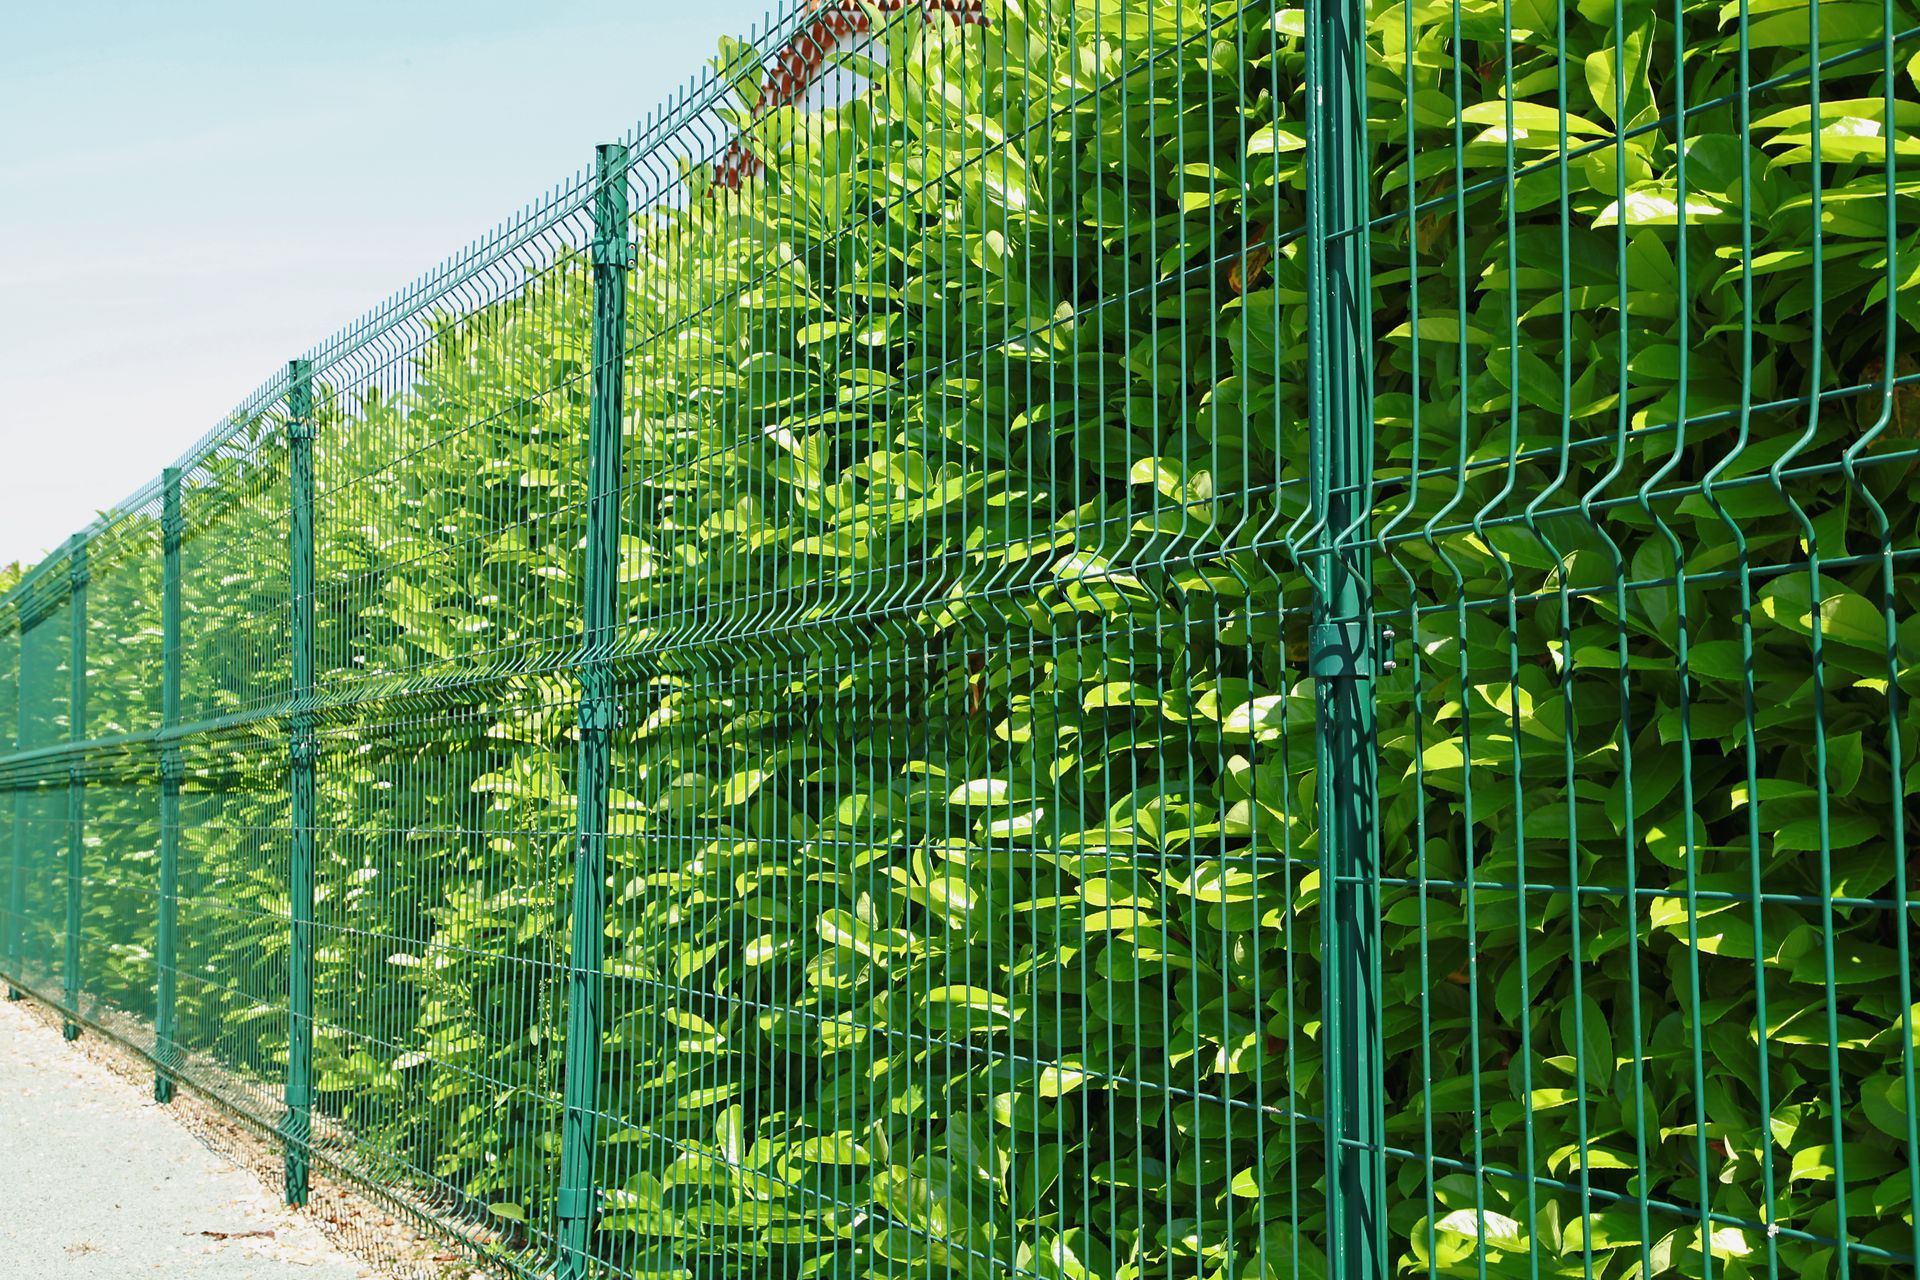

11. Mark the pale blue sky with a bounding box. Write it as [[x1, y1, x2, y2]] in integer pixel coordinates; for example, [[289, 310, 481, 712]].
[[0, 0, 774, 566]]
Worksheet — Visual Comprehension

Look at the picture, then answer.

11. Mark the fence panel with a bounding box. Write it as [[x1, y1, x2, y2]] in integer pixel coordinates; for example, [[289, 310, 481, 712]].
[[1366, 1, 1920, 1276], [7, 552, 76, 1006], [164, 385, 298, 1129], [0, 3, 1914, 1280], [297, 162, 602, 1273], [73, 496, 166, 1038]]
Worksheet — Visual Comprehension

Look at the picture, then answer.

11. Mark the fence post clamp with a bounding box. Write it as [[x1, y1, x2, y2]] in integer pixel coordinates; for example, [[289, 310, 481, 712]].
[[1308, 622, 1373, 681], [556, 1185, 596, 1223], [1308, 624, 1402, 681], [591, 234, 636, 270], [577, 690, 619, 734]]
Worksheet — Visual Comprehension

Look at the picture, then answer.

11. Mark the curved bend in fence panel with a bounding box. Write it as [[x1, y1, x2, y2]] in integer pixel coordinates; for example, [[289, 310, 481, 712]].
[[0, 3, 1915, 1279]]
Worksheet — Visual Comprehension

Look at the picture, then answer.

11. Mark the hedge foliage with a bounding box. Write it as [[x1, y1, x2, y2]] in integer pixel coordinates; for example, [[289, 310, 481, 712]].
[[7, 0, 1916, 1278]]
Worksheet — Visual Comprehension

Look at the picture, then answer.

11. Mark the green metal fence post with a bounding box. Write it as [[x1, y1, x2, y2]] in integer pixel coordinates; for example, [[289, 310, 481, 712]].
[[62, 537, 87, 1040], [282, 359, 318, 1207], [553, 141, 629, 1280], [155, 466, 183, 1102], [1308, 0, 1385, 1277], [4, 612, 23, 1001]]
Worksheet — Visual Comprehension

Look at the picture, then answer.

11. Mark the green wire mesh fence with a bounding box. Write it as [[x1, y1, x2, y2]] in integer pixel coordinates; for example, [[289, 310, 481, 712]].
[[1, 0, 1916, 1277]]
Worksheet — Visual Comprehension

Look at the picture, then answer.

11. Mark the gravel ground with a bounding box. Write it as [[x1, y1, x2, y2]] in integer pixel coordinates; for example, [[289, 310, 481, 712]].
[[0, 996, 374, 1278]]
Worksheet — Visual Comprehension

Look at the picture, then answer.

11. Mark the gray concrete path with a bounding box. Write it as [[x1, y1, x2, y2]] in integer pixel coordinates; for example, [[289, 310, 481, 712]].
[[0, 997, 371, 1278]]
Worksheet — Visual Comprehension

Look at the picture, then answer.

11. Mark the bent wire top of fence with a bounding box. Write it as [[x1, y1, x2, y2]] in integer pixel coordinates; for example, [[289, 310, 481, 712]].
[[2, 0, 1917, 1278]]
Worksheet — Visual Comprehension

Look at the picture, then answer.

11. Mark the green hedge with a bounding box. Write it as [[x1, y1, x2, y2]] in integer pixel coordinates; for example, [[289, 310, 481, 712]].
[[11, 0, 1916, 1277]]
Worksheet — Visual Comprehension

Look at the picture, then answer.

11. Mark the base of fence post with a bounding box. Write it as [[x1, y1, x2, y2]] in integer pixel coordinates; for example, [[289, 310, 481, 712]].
[[280, 1097, 312, 1208]]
